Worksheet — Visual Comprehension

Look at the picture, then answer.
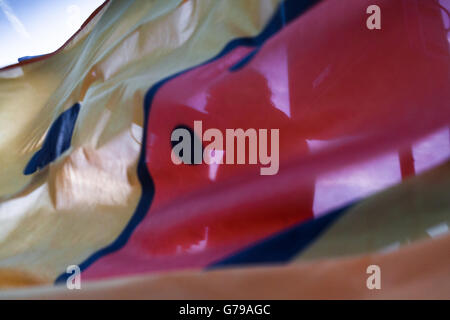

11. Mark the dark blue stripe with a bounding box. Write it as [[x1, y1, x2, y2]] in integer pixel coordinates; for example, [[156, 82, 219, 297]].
[[55, 0, 322, 284], [24, 103, 80, 175], [229, 48, 260, 72], [209, 203, 355, 268], [18, 54, 47, 62]]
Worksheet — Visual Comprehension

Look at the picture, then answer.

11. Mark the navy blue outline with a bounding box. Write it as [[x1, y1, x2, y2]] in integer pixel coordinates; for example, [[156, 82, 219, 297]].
[[55, 0, 322, 284], [24, 103, 80, 175], [209, 203, 355, 268], [229, 48, 260, 72]]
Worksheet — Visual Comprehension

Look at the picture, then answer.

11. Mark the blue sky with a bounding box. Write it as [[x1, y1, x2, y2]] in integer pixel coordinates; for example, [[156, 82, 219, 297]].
[[0, 0, 104, 68]]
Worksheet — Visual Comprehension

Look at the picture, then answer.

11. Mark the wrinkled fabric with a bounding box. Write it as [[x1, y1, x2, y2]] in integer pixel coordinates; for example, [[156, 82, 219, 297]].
[[0, 0, 449, 299]]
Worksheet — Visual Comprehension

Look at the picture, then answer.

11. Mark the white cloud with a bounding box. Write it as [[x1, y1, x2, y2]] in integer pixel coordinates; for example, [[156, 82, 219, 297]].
[[0, 0, 30, 38]]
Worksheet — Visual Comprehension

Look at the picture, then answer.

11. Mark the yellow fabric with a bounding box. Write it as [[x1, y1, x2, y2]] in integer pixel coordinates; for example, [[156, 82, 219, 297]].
[[0, 0, 281, 285], [296, 161, 450, 261]]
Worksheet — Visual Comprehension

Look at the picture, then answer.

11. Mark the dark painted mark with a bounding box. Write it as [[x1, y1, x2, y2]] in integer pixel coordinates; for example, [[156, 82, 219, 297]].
[[24, 103, 80, 175], [171, 124, 204, 165]]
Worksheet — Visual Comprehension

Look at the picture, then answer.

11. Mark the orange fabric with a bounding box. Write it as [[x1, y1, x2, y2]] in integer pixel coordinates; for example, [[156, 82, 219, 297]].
[[3, 234, 448, 299]]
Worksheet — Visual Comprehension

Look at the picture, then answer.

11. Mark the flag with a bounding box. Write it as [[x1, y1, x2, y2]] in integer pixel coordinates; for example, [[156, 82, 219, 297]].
[[0, 0, 449, 298]]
